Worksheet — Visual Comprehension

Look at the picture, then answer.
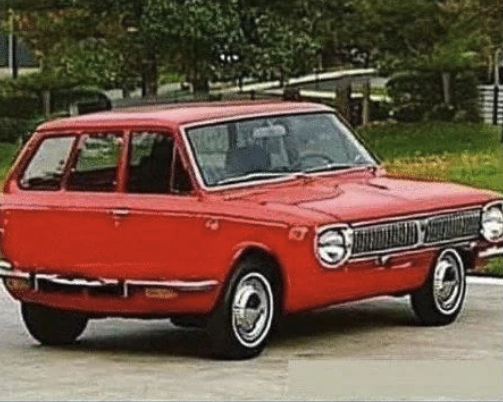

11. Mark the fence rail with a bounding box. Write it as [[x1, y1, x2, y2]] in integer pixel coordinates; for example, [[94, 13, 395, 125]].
[[479, 85, 503, 125]]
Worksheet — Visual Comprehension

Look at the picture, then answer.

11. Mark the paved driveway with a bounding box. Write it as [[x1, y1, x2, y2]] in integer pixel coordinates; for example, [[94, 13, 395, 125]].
[[0, 278, 501, 401]]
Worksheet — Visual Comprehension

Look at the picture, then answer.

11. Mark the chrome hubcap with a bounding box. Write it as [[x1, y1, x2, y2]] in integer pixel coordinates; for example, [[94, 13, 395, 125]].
[[231, 272, 274, 348], [433, 249, 464, 314]]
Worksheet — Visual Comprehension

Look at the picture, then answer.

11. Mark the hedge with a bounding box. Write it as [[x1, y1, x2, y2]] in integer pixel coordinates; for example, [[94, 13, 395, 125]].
[[0, 96, 40, 119], [0, 117, 40, 143], [386, 70, 481, 123]]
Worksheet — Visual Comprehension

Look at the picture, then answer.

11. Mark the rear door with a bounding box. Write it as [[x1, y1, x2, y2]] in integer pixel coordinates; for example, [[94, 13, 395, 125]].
[[1, 132, 127, 279]]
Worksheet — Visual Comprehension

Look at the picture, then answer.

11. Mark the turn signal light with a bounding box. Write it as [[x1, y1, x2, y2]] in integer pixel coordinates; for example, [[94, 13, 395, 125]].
[[144, 287, 178, 300], [5, 278, 31, 292]]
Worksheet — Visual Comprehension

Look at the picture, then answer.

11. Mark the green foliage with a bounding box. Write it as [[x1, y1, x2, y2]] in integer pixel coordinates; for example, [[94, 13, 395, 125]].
[[386, 70, 481, 123], [2, 0, 501, 99], [0, 142, 20, 185], [0, 96, 39, 119], [0, 75, 111, 117], [0, 118, 39, 143]]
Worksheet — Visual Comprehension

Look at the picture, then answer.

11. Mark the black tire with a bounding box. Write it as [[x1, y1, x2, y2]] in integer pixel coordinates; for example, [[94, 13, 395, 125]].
[[410, 248, 466, 326], [171, 315, 207, 329], [21, 303, 88, 346], [207, 258, 280, 360]]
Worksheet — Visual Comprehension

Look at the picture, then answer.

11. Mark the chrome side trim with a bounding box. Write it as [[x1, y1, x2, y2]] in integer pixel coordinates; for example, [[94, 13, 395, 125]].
[[0, 265, 29, 279], [0, 260, 13, 271], [125, 279, 219, 292], [0, 268, 220, 296], [36, 274, 120, 288], [478, 247, 503, 259]]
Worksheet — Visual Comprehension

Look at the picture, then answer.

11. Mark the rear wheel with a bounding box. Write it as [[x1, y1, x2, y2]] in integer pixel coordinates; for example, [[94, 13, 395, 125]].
[[410, 248, 466, 326], [21, 303, 88, 346], [207, 258, 279, 360]]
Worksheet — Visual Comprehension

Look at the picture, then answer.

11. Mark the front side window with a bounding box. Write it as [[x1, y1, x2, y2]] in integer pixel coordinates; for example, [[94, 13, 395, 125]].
[[186, 112, 377, 187], [67, 133, 122, 192], [20, 136, 75, 191], [127, 132, 174, 194], [127, 131, 193, 195]]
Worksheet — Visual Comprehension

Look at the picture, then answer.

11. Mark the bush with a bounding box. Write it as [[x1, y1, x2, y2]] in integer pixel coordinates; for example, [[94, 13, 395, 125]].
[[0, 118, 40, 143], [386, 70, 481, 123], [1, 75, 111, 117], [391, 102, 427, 123], [369, 100, 392, 121], [426, 103, 456, 122], [51, 87, 112, 115], [0, 96, 40, 119]]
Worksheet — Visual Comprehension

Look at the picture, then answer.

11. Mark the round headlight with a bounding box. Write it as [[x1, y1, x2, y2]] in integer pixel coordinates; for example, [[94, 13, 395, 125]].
[[481, 204, 503, 243], [316, 227, 353, 267]]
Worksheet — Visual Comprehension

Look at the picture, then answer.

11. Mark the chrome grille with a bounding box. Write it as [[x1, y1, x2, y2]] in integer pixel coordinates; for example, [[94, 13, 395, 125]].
[[353, 221, 419, 256], [425, 209, 481, 244], [350, 208, 482, 257]]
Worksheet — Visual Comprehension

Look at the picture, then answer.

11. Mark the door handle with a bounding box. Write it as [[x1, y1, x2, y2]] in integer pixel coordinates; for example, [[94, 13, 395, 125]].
[[111, 209, 130, 218]]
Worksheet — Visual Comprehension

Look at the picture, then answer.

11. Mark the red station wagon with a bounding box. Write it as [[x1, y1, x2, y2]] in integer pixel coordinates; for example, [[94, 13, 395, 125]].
[[1, 101, 502, 359]]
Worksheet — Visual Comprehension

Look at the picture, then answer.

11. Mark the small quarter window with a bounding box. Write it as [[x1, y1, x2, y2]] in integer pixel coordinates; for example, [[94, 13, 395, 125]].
[[20, 136, 75, 191], [67, 133, 122, 192]]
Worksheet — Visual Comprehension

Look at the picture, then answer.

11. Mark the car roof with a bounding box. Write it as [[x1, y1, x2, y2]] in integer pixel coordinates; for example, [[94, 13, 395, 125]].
[[36, 100, 333, 133]]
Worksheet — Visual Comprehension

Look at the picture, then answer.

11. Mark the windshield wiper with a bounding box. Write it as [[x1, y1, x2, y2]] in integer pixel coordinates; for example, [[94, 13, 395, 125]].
[[302, 163, 356, 174], [303, 163, 378, 175], [216, 172, 288, 186]]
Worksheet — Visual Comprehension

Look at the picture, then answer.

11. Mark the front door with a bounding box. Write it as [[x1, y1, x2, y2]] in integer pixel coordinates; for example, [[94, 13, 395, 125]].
[[113, 130, 207, 282]]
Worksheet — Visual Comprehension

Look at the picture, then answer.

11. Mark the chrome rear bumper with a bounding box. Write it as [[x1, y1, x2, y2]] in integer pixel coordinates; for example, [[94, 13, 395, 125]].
[[0, 261, 219, 297]]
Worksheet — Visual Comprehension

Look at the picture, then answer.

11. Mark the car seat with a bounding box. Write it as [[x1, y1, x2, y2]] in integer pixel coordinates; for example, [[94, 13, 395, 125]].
[[225, 144, 271, 175]]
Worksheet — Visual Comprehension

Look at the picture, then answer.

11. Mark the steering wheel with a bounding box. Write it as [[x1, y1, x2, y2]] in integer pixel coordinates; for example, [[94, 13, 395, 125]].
[[292, 152, 334, 170]]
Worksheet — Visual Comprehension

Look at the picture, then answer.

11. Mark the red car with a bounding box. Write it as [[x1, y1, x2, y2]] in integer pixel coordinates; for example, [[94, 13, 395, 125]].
[[1, 101, 502, 359]]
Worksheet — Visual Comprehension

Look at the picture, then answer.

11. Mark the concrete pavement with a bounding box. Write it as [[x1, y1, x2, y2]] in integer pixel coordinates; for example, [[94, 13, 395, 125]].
[[0, 279, 501, 401]]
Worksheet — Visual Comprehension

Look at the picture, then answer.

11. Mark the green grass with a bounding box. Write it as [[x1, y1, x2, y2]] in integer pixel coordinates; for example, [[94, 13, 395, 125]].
[[358, 122, 503, 193], [359, 121, 500, 160]]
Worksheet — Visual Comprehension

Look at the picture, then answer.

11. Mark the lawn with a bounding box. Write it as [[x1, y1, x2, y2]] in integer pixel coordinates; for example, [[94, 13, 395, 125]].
[[358, 121, 503, 193], [1, 121, 502, 275]]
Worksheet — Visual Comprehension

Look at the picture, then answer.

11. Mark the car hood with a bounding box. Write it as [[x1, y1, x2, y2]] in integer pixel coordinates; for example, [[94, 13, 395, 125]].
[[227, 175, 501, 224]]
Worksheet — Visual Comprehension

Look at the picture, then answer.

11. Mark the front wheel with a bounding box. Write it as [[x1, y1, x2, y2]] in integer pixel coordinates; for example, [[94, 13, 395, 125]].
[[410, 248, 466, 326], [207, 258, 279, 360], [21, 303, 88, 346]]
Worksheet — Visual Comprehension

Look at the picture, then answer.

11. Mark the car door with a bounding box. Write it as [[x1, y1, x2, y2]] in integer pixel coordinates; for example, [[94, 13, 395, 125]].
[[112, 130, 208, 282], [3, 132, 127, 279]]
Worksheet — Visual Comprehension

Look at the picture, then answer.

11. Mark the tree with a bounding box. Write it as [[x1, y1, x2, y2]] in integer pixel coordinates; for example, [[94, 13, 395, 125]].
[[358, 0, 499, 116]]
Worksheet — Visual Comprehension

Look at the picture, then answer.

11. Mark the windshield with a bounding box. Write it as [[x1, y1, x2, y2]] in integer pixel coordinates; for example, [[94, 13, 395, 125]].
[[185, 112, 377, 187]]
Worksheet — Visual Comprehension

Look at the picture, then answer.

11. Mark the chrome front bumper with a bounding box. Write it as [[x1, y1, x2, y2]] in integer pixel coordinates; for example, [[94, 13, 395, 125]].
[[0, 260, 219, 298], [478, 246, 503, 259]]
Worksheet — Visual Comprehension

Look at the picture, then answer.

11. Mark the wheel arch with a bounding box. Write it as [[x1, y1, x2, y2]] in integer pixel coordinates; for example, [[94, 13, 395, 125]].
[[218, 243, 288, 316]]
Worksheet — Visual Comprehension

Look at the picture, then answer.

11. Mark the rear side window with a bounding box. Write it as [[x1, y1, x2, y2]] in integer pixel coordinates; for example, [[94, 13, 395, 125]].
[[20, 136, 75, 191], [67, 133, 123, 192]]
